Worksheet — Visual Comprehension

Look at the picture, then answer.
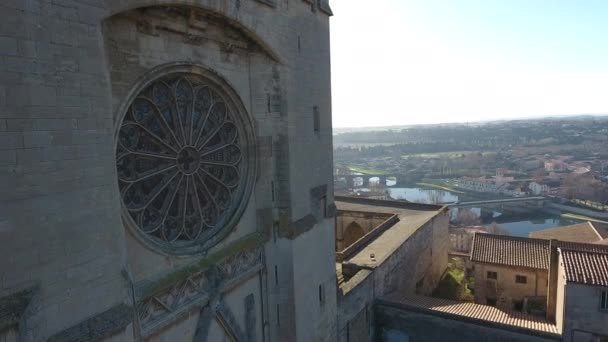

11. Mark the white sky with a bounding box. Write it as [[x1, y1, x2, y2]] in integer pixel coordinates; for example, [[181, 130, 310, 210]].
[[330, 0, 608, 127]]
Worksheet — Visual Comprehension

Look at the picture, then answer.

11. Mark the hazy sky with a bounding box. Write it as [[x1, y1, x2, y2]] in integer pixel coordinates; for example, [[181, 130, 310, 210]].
[[330, 0, 608, 127]]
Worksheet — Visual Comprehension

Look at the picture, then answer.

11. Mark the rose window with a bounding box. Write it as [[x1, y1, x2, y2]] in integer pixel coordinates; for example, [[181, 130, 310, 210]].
[[116, 73, 251, 252]]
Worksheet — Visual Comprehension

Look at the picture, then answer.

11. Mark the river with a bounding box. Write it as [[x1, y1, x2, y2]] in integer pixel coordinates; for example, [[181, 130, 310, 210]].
[[362, 182, 585, 237]]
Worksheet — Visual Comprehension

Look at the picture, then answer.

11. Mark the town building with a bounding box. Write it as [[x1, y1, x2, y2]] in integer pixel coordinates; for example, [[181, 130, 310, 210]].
[[545, 160, 568, 172], [471, 234, 551, 312], [372, 233, 608, 341], [449, 226, 487, 253], [457, 177, 505, 194], [556, 249, 608, 341], [0, 1, 335, 341], [471, 234, 608, 319], [529, 181, 550, 195]]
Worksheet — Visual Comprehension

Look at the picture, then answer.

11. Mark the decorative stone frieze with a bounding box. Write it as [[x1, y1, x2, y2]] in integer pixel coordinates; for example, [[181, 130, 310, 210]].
[[136, 270, 214, 334], [135, 244, 263, 337], [218, 248, 264, 283]]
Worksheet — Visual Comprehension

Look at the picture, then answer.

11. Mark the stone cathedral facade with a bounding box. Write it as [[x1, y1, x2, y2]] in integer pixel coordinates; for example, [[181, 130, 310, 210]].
[[0, 1, 335, 341]]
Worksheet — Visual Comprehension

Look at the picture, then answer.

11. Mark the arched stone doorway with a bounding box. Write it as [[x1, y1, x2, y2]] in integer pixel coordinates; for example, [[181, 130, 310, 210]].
[[343, 221, 365, 248]]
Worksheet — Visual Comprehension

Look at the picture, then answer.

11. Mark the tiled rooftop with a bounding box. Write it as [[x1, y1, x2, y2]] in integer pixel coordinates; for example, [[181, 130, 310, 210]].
[[471, 234, 549, 269], [470, 233, 608, 270], [379, 293, 560, 336], [529, 222, 608, 243], [596, 238, 608, 245], [561, 249, 608, 287]]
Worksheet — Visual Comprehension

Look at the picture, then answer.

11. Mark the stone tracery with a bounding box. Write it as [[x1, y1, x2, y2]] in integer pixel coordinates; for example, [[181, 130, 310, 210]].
[[116, 73, 246, 249]]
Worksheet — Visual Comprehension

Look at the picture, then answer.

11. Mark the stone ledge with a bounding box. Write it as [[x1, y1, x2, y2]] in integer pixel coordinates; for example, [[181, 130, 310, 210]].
[[0, 286, 36, 331], [318, 0, 333, 16], [255, 0, 277, 8], [47, 304, 132, 342], [283, 214, 318, 239], [134, 233, 264, 300], [310, 184, 327, 199]]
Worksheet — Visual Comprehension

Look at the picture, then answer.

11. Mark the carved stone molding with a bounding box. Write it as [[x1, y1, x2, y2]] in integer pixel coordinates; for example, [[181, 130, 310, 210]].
[[136, 270, 214, 335], [193, 297, 250, 342], [135, 245, 264, 337], [122, 6, 269, 58], [218, 248, 264, 284]]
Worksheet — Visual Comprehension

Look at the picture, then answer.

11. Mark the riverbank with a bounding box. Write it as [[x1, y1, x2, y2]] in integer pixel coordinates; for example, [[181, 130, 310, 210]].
[[415, 182, 465, 194], [346, 165, 388, 175], [560, 213, 608, 224]]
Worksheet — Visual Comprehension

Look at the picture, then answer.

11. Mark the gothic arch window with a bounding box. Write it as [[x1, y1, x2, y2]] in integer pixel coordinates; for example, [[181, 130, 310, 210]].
[[116, 66, 255, 254], [343, 222, 365, 248]]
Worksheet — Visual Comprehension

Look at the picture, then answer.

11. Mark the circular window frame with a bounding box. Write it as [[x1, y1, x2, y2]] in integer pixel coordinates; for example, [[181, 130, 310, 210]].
[[113, 62, 257, 256]]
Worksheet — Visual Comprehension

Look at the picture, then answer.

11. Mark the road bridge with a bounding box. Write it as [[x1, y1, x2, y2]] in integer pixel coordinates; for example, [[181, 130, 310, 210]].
[[447, 196, 547, 208]]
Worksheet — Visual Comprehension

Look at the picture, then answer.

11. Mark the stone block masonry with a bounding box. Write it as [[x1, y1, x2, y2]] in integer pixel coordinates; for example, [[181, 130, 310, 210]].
[[0, 0, 335, 341]]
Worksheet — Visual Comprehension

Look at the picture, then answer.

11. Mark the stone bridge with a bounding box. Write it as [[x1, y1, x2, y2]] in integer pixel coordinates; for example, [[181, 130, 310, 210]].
[[447, 196, 548, 208], [334, 174, 411, 188], [447, 196, 548, 219]]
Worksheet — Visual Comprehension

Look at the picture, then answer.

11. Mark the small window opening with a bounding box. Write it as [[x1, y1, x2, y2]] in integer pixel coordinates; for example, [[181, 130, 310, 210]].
[[274, 265, 278, 286], [313, 106, 320, 134]]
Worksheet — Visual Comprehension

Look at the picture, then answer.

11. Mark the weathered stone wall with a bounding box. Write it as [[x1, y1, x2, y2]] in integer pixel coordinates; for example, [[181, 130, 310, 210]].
[[555, 257, 566, 334], [561, 283, 608, 341], [473, 264, 548, 311], [337, 270, 373, 342], [0, 1, 130, 340], [375, 305, 560, 342], [0, 0, 334, 341], [292, 218, 338, 342], [102, 1, 268, 285], [335, 211, 391, 251], [337, 210, 449, 342], [372, 211, 449, 297]]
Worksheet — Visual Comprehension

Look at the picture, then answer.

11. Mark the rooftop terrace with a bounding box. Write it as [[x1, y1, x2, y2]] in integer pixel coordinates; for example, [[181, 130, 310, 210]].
[[335, 196, 445, 269]]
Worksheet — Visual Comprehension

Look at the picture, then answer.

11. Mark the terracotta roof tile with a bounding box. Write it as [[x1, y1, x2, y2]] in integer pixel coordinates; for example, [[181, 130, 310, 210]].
[[529, 222, 605, 243], [561, 249, 608, 287], [380, 293, 559, 336], [471, 234, 549, 269], [470, 233, 608, 270], [556, 240, 608, 254], [594, 238, 608, 245]]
